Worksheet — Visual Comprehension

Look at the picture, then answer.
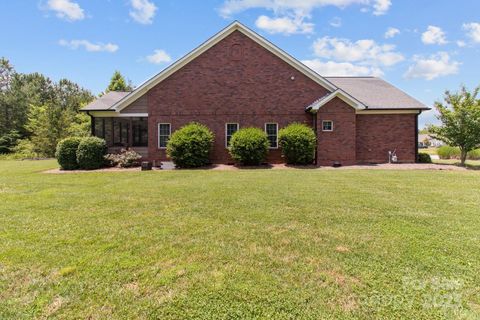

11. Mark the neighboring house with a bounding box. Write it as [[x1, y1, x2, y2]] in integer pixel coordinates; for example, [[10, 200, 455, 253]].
[[82, 21, 430, 166], [418, 134, 444, 148]]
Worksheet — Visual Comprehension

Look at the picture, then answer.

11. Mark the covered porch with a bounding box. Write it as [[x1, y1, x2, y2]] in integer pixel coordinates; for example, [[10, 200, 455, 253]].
[[90, 115, 149, 158]]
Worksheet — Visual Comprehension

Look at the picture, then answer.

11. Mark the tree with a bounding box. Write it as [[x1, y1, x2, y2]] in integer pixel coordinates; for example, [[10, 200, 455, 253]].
[[0, 57, 14, 91], [106, 71, 133, 92], [428, 85, 480, 166], [56, 79, 94, 112]]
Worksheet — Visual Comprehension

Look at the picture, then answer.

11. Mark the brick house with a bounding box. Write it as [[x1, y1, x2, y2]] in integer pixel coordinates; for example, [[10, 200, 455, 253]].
[[82, 21, 429, 166]]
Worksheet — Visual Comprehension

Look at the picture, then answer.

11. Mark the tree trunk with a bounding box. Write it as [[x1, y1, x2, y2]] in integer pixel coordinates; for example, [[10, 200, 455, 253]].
[[460, 148, 467, 166]]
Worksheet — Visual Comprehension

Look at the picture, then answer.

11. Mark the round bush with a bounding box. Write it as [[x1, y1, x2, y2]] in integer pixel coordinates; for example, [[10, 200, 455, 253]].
[[437, 145, 460, 159], [55, 137, 82, 170], [229, 127, 269, 165], [467, 149, 480, 160], [418, 152, 432, 163], [76, 137, 107, 170], [278, 123, 316, 164], [167, 122, 214, 168]]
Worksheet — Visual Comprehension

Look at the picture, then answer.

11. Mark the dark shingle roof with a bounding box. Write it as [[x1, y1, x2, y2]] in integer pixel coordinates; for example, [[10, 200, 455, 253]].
[[82, 91, 130, 111], [325, 77, 429, 110]]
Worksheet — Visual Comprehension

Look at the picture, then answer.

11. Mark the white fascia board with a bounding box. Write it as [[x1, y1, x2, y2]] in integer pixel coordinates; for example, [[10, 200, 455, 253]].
[[88, 111, 148, 117], [356, 110, 421, 115], [309, 90, 365, 112], [113, 21, 337, 112]]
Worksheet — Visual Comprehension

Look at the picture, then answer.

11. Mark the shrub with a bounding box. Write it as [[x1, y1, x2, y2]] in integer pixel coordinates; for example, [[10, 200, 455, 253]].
[[278, 123, 316, 164], [467, 149, 480, 160], [418, 152, 432, 163], [76, 137, 107, 170], [55, 137, 83, 170], [0, 139, 38, 160], [437, 146, 460, 159], [167, 122, 214, 168], [0, 130, 21, 154], [105, 149, 142, 168], [229, 127, 269, 165]]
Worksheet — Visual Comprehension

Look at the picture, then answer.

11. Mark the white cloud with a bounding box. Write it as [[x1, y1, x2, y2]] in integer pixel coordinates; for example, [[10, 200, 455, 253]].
[[59, 39, 119, 53], [129, 0, 157, 25], [303, 59, 383, 76], [384, 27, 400, 39], [463, 22, 480, 43], [146, 49, 172, 64], [421, 26, 448, 45], [329, 17, 342, 28], [255, 15, 314, 34], [312, 36, 404, 66], [457, 40, 466, 48], [304, 36, 403, 77], [404, 52, 460, 80], [220, 0, 392, 17], [372, 0, 391, 15], [46, 0, 85, 21], [219, 0, 391, 34]]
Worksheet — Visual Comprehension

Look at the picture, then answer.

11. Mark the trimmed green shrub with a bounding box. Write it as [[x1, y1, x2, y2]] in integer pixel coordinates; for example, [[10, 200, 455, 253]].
[[105, 149, 142, 168], [55, 137, 82, 170], [76, 137, 107, 170], [437, 146, 460, 159], [167, 122, 214, 168], [467, 149, 480, 160], [229, 127, 269, 165], [278, 123, 316, 164], [418, 152, 432, 163]]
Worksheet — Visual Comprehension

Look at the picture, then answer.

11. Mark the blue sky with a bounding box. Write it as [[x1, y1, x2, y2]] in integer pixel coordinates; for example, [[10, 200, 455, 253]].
[[2, 1, 480, 128]]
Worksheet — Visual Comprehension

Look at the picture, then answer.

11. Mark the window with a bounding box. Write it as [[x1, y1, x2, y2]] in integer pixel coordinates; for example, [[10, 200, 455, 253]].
[[132, 118, 148, 147], [113, 118, 130, 147], [225, 123, 239, 147], [265, 123, 278, 148], [158, 123, 171, 149], [322, 120, 333, 132]]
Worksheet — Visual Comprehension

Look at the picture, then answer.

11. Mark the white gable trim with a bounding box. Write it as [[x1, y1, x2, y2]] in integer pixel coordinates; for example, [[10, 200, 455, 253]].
[[308, 90, 366, 112], [113, 21, 337, 112]]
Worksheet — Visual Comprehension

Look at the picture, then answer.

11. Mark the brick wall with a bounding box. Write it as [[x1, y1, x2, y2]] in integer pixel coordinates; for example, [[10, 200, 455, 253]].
[[356, 114, 417, 163], [146, 30, 328, 163], [316, 97, 357, 166]]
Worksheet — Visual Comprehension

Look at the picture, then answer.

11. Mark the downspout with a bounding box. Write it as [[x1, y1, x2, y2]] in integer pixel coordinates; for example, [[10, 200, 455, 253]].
[[415, 112, 419, 163], [310, 109, 318, 166], [87, 111, 95, 136]]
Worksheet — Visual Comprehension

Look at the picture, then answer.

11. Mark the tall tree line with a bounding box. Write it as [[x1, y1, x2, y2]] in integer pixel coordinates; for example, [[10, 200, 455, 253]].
[[0, 58, 133, 157]]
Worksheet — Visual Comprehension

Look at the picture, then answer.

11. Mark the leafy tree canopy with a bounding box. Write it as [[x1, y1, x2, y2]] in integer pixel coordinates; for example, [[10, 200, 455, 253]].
[[106, 71, 133, 93], [428, 85, 480, 165]]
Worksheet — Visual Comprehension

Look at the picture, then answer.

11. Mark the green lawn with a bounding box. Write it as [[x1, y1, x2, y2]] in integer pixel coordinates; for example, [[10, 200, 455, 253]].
[[432, 159, 480, 170], [1, 160, 480, 319]]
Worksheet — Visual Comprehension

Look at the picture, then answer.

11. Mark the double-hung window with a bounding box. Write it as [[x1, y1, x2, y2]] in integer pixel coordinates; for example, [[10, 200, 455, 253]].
[[322, 120, 333, 132], [265, 123, 278, 149], [225, 123, 239, 147], [158, 123, 171, 149]]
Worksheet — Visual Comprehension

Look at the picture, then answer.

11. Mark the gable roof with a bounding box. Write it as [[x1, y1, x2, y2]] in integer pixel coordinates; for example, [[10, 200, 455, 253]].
[[82, 91, 130, 111], [325, 77, 429, 110], [306, 89, 366, 111], [109, 21, 337, 112]]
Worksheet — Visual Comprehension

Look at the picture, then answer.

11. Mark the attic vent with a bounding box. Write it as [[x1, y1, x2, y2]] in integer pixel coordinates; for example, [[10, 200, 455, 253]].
[[230, 43, 243, 60]]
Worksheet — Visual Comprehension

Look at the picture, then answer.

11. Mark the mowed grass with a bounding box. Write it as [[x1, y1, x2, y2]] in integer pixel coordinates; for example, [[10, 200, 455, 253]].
[[1, 160, 480, 319]]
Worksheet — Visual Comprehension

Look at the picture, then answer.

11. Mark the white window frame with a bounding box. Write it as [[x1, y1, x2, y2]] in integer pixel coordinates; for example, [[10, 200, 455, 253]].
[[158, 123, 171, 149], [322, 120, 333, 132], [265, 123, 279, 149], [225, 123, 239, 148]]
